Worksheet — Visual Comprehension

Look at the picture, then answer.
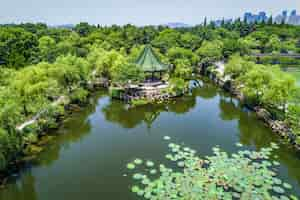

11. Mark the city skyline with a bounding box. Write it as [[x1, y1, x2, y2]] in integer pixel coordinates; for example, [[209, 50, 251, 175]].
[[0, 0, 299, 25]]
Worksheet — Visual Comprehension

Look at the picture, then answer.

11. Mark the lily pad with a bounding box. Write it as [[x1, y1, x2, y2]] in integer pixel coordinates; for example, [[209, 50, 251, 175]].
[[283, 182, 292, 189], [131, 185, 140, 193], [273, 186, 285, 194], [146, 161, 154, 167], [163, 136, 171, 140], [127, 163, 135, 170], [134, 159, 143, 165]]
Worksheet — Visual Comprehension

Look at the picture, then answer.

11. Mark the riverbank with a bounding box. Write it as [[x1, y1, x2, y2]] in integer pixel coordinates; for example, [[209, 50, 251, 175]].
[[201, 62, 300, 151], [0, 78, 108, 187]]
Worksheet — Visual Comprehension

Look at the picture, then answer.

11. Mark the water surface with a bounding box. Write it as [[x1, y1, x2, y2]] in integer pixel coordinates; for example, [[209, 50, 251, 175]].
[[1, 80, 300, 200]]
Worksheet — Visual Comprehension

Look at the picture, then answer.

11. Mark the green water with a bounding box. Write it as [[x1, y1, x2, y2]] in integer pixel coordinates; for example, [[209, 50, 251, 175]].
[[1, 80, 300, 200]]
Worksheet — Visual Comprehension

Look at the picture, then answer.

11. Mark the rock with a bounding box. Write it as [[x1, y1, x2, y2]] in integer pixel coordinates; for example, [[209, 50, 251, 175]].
[[256, 108, 272, 122]]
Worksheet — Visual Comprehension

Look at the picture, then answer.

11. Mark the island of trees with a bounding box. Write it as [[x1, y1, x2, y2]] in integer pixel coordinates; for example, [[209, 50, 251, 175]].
[[0, 20, 299, 181]]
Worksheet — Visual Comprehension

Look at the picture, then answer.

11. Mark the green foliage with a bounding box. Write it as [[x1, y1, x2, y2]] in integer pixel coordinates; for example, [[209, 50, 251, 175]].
[[262, 71, 296, 109], [0, 27, 39, 68], [167, 47, 198, 66], [225, 55, 300, 140], [74, 22, 94, 37], [152, 29, 181, 53], [196, 40, 223, 65], [127, 140, 295, 199], [239, 64, 273, 104], [168, 78, 187, 95], [70, 88, 89, 103], [173, 59, 193, 79], [225, 55, 254, 78], [38, 36, 57, 62], [0, 128, 22, 170], [88, 45, 144, 84], [167, 47, 198, 79], [265, 35, 281, 53], [109, 87, 125, 99], [111, 62, 145, 84]]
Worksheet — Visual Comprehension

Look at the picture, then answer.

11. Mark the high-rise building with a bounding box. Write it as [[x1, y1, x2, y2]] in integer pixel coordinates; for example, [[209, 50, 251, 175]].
[[219, 10, 300, 26], [288, 10, 300, 25]]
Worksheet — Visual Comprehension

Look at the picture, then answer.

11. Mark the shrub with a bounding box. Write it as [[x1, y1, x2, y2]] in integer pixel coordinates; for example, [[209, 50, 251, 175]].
[[70, 88, 89, 103]]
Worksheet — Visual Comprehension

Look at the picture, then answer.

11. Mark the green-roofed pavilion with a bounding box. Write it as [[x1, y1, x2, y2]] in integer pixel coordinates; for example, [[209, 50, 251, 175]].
[[135, 45, 169, 81]]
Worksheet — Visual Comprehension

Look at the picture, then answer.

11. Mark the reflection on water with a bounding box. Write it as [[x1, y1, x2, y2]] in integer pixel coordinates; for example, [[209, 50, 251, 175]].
[[1, 79, 300, 200], [102, 92, 197, 129]]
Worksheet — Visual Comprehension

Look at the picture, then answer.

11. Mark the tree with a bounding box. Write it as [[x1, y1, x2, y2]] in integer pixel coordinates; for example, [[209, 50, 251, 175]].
[[0, 27, 38, 68], [128, 45, 145, 63], [222, 39, 243, 58], [265, 35, 281, 53], [173, 59, 193, 79], [203, 17, 207, 27], [239, 64, 272, 105], [180, 33, 201, 50], [111, 63, 144, 85], [224, 55, 255, 79], [38, 36, 57, 62], [238, 36, 260, 54], [12, 65, 60, 116], [56, 32, 80, 56], [74, 22, 94, 37], [196, 40, 223, 66], [55, 54, 91, 82], [0, 128, 22, 170], [167, 47, 199, 66], [0, 89, 23, 132], [152, 29, 181, 53], [262, 70, 296, 112]]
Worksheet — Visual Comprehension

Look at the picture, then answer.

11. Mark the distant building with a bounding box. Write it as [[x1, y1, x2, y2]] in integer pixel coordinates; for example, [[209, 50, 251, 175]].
[[244, 11, 267, 23], [288, 10, 300, 25], [164, 22, 191, 28], [243, 10, 300, 25], [274, 10, 300, 25], [212, 10, 300, 27]]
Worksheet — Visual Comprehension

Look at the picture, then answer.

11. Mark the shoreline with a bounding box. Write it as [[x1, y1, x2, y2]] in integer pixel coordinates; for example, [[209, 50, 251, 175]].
[[201, 65, 300, 151], [0, 80, 107, 187]]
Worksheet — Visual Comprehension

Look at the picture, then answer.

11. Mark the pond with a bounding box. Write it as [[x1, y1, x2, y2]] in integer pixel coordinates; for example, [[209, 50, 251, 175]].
[[1, 79, 300, 200]]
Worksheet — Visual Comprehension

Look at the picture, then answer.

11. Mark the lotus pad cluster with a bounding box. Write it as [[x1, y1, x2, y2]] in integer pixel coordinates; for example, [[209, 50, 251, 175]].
[[126, 140, 298, 200]]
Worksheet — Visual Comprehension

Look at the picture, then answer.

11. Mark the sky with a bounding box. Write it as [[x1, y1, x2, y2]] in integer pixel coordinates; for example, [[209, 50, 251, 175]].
[[0, 0, 299, 25]]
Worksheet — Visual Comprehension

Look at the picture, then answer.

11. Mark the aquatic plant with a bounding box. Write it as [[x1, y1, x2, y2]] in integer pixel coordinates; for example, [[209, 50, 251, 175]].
[[126, 140, 297, 200]]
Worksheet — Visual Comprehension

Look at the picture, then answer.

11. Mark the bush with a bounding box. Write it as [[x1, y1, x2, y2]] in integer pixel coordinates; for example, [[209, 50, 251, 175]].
[[168, 78, 187, 96], [0, 128, 22, 171], [70, 88, 89, 103], [109, 87, 125, 99]]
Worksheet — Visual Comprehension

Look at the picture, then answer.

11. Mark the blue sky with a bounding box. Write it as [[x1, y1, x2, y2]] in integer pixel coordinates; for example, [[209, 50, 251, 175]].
[[0, 0, 299, 25]]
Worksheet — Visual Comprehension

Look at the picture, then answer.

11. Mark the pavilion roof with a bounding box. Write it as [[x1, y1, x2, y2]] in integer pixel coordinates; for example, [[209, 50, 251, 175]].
[[135, 45, 169, 72]]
